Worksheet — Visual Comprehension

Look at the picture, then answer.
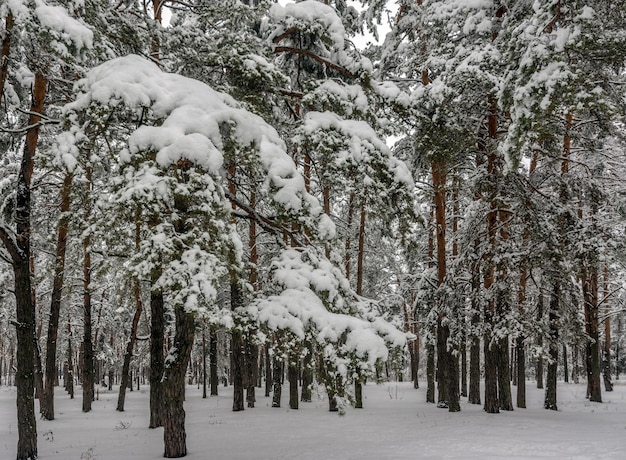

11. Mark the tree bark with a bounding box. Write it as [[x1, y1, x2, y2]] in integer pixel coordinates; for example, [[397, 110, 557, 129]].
[[117, 278, 143, 411], [426, 341, 435, 404], [82, 166, 95, 413], [6, 71, 48, 460], [288, 353, 298, 410], [149, 279, 165, 428], [41, 173, 73, 420], [209, 328, 218, 396], [516, 336, 526, 408], [162, 308, 196, 458], [544, 283, 559, 410], [583, 265, 602, 402], [497, 335, 513, 411], [272, 354, 282, 408], [230, 282, 245, 412], [300, 343, 313, 402]]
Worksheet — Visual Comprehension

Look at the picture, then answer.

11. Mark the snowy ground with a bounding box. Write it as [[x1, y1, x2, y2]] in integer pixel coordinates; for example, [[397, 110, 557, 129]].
[[1, 380, 625, 459]]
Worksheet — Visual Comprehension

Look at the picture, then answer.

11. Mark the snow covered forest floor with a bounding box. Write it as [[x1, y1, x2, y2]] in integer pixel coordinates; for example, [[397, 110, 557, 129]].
[[1, 381, 625, 459]]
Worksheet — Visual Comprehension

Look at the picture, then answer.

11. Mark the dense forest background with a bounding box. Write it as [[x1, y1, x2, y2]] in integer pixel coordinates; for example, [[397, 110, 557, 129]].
[[1, 1, 626, 459]]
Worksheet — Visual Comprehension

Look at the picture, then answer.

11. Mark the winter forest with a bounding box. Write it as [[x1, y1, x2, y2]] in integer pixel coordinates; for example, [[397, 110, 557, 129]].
[[1, 0, 626, 459]]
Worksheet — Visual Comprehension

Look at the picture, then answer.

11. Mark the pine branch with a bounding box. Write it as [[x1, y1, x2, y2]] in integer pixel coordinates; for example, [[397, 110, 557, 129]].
[[273, 46, 355, 79], [225, 191, 309, 248]]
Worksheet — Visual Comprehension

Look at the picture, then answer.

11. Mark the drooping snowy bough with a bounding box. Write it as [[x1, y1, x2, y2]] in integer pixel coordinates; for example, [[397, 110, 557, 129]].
[[248, 248, 412, 413]]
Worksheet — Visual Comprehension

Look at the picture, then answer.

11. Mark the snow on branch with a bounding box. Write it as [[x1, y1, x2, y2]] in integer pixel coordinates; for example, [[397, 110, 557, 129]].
[[248, 248, 410, 375], [34, 0, 93, 52], [63, 55, 326, 217]]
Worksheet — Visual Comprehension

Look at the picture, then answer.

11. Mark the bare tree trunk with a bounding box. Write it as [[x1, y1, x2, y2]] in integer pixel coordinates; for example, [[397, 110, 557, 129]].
[[41, 173, 73, 420], [426, 341, 435, 403], [264, 345, 271, 398], [497, 335, 513, 411], [0, 71, 48, 460], [209, 328, 218, 396], [231, 282, 245, 412], [162, 308, 195, 458], [272, 354, 282, 408], [288, 353, 298, 410], [544, 283, 559, 410], [82, 166, 95, 413], [300, 343, 313, 402], [602, 266, 613, 392], [516, 336, 526, 408], [117, 275, 143, 410], [426, 210, 435, 403], [583, 265, 602, 402], [354, 199, 366, 408], [149, 278, 165, 427]]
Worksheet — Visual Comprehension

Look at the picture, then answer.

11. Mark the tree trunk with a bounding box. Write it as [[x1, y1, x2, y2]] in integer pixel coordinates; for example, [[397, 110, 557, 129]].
[[272, 355, 282, 408], [516, 336, 526, 408], [117, 279, 143, 411], [82, 166, 95, 413], [563, 344, 569, 384], [583, 265, 602, 402], [483, 334, 499, 413], [603, 267, 613, 391], [288, 354, 298, 410], [209, 328, 218, 396], [497, 336, 513, 411], [149, 281, 165, 428], [300, 343, 313, 402], [67, 333, 74, 399], [264, 346, 271, 398], [426, 341, 435, 403], [544, 283, 559, 411], [3, 70, 48, 460], [162, 308, 196, 458], [202, 327, 207, 399], [246, 340, 257, 408], [230, 283, 245, 412], [431, 158, 459, 412], [536, 295, 544, 389], [41, 173, 73, 420]]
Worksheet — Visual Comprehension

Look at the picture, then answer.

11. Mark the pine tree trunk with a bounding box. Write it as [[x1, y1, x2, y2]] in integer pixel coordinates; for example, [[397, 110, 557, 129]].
[[288, 355, 298, 410], [563, 344, 569, 384], [469, 333, 481, 405], [5, 70, 48, 460], [162, 308, 196, 458], [67, 334, 74, 399], [41, 173, 73, 420], [230, 311, 245, 411], [149, 283, 165, 428], [536, 295, 544, 389], [202, 327, 207, 399], [264, 346, 271, 398], [426, 341, 435, 403], [583, 266, 602, 402], [544, 284, 559, 410], [82, 167, 95, 413], [246, 341, 257, 408], [516, 336, 526, 408], [497, 336, 513, 411], [484, 333, 499, 413], [209, 329, 218, 396], [117, 279, 143, 411], [300, 343, 313, 402], [272, 355, 282, 408], [460, 339, 467, 398]]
